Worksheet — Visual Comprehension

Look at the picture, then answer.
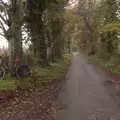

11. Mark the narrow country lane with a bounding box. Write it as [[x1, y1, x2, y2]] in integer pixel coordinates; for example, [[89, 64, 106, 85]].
[[56, 53, 120, 120]]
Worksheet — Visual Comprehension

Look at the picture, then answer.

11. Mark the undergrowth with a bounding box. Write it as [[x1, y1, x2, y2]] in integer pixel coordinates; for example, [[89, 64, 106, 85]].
[[88, 54, 120, 74], [0, 54, 72, 92]]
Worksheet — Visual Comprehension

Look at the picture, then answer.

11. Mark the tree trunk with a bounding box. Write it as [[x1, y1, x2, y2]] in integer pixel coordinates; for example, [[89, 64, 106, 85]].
[[8, 0, 23, 69], [55, 39, 62, 59], [8, 26, 22, 69], [31, 18, 48, 66]]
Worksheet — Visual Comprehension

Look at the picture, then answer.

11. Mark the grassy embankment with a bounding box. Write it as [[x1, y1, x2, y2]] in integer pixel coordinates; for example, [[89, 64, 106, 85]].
[[88, 55, 120, 75], [0, 54, 72, 93]]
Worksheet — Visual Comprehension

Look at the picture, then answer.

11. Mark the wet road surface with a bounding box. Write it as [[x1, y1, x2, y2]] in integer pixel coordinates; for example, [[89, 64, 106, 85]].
[[56, 54, 120, 120]]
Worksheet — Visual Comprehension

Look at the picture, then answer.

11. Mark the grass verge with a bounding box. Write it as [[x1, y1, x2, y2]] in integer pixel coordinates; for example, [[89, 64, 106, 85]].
[[0, 54, 72, 92], [88, 55, 120, 74]]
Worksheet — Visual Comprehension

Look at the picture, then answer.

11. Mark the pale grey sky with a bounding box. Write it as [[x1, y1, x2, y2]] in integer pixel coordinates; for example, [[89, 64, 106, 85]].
[[65, 0, 79, 9], [0, 37, 8, 48], [3, 0, 8, 2]]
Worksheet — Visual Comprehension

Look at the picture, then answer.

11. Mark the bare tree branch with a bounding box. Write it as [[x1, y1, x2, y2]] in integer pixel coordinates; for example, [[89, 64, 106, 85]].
[[0, 20, 7, 34], [0, 0, 9, 20], [0, 13, 7, 24], [0, 0, 9, 8], [0, 32, 5, 37]]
